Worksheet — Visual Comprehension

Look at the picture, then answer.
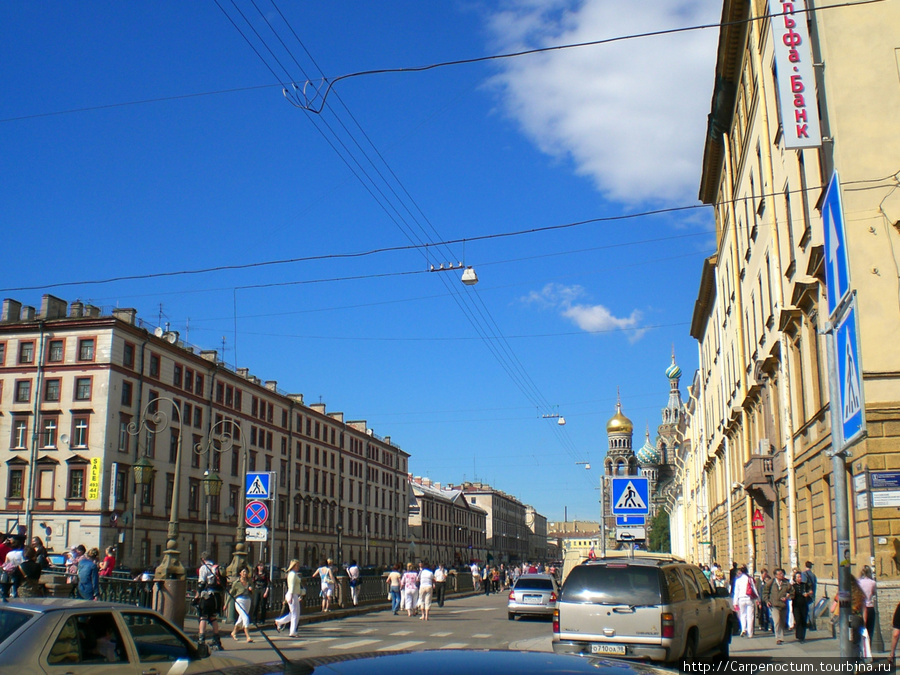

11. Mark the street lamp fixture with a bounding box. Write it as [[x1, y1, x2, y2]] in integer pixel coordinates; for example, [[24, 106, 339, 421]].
[[202, 471, 223, 497], [128, 396, 187, 627], [133, 456, 155, 487], [194, 419, 249, 581]]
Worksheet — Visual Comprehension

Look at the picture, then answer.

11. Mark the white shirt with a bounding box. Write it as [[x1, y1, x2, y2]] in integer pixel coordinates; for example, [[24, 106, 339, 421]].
[[732, 573, 753, 600], [419, 568, 435, 589], [434, 567, 447, 582]]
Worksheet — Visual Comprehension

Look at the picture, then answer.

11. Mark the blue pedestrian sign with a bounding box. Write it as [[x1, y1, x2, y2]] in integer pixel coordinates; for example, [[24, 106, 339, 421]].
[[836, 301, 865, 448], [611, 476, 650, 516], [823, 172, 851, 320], [244, 500, 269, 527], [245, 472, 271, 500]]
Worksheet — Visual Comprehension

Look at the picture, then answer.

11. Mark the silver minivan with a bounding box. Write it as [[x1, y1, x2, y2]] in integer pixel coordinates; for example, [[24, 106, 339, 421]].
[[552, 558, 734, 664]]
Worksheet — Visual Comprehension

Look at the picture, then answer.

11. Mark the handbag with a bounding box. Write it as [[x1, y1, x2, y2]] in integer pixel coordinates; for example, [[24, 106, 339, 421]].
[[0, 571, 8, 585]]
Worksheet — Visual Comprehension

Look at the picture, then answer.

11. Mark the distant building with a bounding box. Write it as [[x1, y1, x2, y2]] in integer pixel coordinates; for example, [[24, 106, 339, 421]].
[[0, 295, 409, 571], [451, 481, 529, 564], [407, 475, 486, 565]]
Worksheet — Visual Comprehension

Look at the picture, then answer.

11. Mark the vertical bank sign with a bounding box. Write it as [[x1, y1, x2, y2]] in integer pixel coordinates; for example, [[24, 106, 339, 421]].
[[772, 0, 822, 149]]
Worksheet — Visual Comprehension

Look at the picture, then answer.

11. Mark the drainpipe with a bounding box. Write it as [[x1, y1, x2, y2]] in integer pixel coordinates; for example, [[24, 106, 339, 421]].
[[25, 321, 47, 542]]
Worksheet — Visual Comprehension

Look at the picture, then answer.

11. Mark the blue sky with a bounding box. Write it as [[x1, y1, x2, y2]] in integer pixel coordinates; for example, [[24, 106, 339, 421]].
[[2, 1, 721, 523]]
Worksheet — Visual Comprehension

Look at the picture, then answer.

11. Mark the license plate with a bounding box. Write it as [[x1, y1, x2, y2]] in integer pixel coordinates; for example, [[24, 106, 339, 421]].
[[591, 644, 626, 655], [523, 595, 542, 604]]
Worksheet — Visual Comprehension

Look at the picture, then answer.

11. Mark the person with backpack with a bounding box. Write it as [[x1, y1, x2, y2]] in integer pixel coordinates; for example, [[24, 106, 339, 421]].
[[195, 551, 225, 650], [313, 559, 335, 613]]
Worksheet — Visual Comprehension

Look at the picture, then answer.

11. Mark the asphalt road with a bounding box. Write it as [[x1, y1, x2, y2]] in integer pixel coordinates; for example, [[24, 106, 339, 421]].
[[212, 591, 553, 664]]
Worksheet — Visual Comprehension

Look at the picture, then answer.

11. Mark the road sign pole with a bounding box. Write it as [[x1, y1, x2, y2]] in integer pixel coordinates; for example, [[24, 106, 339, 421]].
[[826, 324, 852, 659], [599, 475, 606, 558]]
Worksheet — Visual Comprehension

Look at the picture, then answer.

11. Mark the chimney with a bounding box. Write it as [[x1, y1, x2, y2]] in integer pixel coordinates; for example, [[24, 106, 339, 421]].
[[384, 436, 391, 445], [113, 308, 137, 325], [237, 368, 250, 378], [287, 393, 304, 404], [310, 403, 326, 415], [70, 302, 84, 318], [327, 412, 344, 423], [265, 381, 278, 392], [84, 305, 100, 318], [21, 306, 35, 321], [1, 299, 22, 323], [423, 478, 432, 487], [200, 350, 218, 362], [41, 295, 67, 320]]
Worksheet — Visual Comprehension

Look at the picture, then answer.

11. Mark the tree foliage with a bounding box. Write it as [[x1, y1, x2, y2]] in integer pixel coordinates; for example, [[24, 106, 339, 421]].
[[648, 510, 671, 553]]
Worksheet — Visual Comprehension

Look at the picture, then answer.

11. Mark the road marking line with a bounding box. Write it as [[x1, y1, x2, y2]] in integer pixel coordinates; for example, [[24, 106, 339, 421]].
[[377, 640, 425, 651], [430, 631, 453, 637], [471, 633, 492, 639], [390, 630, 413, 636], [291, 636, 336, 645], [330, 639, 381, 650], [319, 625, 343, 631], [355, 628, 377, 634], [439, 642, 469, 649]]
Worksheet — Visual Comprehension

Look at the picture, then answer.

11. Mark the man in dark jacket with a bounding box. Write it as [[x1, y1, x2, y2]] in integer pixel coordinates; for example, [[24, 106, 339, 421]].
[[763, 568, 794, 645]]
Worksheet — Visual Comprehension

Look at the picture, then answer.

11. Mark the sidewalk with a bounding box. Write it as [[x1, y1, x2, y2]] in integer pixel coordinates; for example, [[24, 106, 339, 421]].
[[730, 626, 839, 659]]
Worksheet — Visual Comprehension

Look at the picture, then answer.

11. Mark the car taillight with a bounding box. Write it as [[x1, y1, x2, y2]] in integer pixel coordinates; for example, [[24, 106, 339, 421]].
[[661, 612, 675, 638], [553, 608, 559, 633], [549, 592, 557, 602], [508, 591, 515, 601]]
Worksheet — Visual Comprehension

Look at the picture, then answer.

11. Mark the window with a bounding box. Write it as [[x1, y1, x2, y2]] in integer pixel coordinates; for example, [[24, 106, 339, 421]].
[[41, 417, 58, 448], [18, 341, 34, 364], [38, 468, 55, 500], [7, 469, 23, 498], [122, 611, 194, 663], [0, 342, 5, 366], [74, 377, 91, 401], [77, 338, 95, 361], [72, 417, 89, 448], [44, 378, 61, 403], [121, 381, 133, 407], [195, 373, 204, 395], [184, 368, 193, 393], [173, 364, 183, 388], [47, 339, 64, 362], [193, 407, 202, 428], [149, 353, 160, 378], [169, 430, 178, 464], [68, 467, 86, 499], [140, 476, 155, 506], [118, 415, 131, 453], [191, 435, 202, 469], [114, 468, 127, 503], [189, 478, 200, 512], [123, 341, 135, 368], [12, 419, 28, 449]]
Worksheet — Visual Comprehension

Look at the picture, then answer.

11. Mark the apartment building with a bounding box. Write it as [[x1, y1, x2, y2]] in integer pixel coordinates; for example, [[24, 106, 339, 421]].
[[407, 476, 487, 565], [0, 295, 410, 571], [453, 482, 529, 564], [682, 0, 900, 579]]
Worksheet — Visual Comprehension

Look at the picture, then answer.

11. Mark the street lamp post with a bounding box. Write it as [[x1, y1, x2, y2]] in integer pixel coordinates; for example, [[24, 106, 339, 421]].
[[128, 397, 187, 628], [194, 419, 249, 582], [201, 470, 223, 552]]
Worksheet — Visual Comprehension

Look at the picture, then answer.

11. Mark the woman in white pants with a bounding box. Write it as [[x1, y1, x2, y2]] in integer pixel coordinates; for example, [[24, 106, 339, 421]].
[[275, 560, 303, 638], [230, 568, 254, 642], [732, 565, 758, 637]]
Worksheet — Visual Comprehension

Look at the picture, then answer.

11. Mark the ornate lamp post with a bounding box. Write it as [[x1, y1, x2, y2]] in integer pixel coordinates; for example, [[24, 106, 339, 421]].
[[128, 397, 186, 627], [201, 470, 223, 552], [194, 419, 248, 582]]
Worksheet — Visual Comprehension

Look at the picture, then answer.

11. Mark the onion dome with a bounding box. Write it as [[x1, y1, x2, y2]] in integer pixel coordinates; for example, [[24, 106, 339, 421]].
[[606, 402, 633, 434], [636, 428, 661, 465], [666, 357, 682, 381]]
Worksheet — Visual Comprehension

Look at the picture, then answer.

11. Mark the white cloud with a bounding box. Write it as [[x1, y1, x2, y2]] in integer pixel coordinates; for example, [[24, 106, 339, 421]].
[[523, 283, 645, 340], [484, 0, 721, 206]]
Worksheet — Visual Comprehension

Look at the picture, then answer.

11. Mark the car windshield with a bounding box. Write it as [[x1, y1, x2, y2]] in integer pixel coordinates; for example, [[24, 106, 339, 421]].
[[0, 607, 33, 643], [560, 565, 662, 606], [514, 578, 554, 590]]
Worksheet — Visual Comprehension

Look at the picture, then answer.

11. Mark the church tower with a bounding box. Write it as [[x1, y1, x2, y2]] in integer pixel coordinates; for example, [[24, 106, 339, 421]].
[[604, 391, 636, 476]]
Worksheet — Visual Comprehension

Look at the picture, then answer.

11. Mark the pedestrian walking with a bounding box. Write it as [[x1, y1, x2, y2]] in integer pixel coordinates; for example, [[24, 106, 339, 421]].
[[386, 564, 402, 615], [251, 561, 270, 625], [433, 563, 448, 608], [791, 570, 812, 643], [195, 551, 225, 650], [16, 546, 44, 598], [756, 569, 773, 631], [801, 561, 818, 630], [763, 568, 794, 645], [482, 565, 491, 595], [731, 565, 758, 637], [418, 562, 434, 621], [859, 565, 877, 640], [230, 568, 254, 643], [274, 559, 304, 638], [401, 563, 419, 617], [313, 559, 335, 613], [888, 599, 900, 664], [347, 560, 361, 607]]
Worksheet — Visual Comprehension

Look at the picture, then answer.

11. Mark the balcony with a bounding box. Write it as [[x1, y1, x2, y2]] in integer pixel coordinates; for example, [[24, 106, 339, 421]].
[[743, 455, 776, 503]]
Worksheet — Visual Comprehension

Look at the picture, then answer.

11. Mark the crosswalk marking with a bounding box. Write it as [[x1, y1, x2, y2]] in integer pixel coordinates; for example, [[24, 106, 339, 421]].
[[439, 642, 469, 649], [291, 636, 337, 645], [430, 631, 453, 637], [330, 639, 380, 650], [356, 628, 376, 634], [390, 630, 413, 636], [471, 633, 492, 639], [319, 625, 343, 632], [377, 640, 425, 651]]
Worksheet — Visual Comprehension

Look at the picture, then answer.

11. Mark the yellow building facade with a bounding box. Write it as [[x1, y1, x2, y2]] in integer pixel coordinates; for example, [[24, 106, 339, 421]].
[[680, 0, 900, 584]]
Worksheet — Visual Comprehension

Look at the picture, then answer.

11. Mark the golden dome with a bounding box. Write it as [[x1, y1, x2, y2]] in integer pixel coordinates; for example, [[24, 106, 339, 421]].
[[606, 403, 633, 434]]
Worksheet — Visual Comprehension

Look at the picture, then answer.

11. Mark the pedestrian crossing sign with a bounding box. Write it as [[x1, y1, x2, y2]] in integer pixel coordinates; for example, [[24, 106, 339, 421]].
[[610, 476, 650, 515], [245, 471, 272, 500]]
